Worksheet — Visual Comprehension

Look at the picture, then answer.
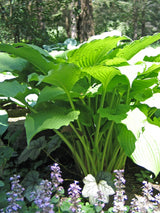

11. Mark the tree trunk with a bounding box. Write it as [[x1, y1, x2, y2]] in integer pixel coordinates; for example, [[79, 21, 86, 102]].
[[70, 0, 78, 39], [132, 0, 139, 40], [65, 15, 71, 38], [78, 0, 94, 42], [141, 0, 149, 37], [36, 0, 45, 31]]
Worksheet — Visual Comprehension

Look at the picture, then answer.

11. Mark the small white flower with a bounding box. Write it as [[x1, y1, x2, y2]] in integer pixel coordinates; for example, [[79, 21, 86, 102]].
[[82, 174, 115, 205]]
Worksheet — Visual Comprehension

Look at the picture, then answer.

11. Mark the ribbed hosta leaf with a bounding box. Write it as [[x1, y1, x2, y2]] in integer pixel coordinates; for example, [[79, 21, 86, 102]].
[[0, 52, 28, 72], [98, 104, 130, 123], [106, 74, 130, 93], [42, 63, 81, 91], [37, 86, 65, 104], [104, 57, 129, 66], [138, 64, 160, 78], [0, 43, 55, 74], [121, 108, 160, 177], [117, 33, 160, 60], [82, 65, 120, 89], [25, 105, 80, 143], [67, 36, 130, 67], [130, 78, 158, 101], [0, 80, 27, 97]]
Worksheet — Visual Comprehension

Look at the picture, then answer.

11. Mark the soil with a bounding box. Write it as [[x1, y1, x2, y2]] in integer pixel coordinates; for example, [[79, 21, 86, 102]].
[[3, 114, 160, 210]]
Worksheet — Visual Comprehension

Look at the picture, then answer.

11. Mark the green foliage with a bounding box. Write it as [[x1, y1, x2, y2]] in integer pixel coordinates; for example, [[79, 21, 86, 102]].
[[0, 146, 14, 168], [135, 170, 155, 183], [18, 136, 61, 164], [1, 33, 160, 178], [43, 38, 78, 52], [0, 109, 8, 136], [22, 170, 42, 202], [0, 0, 70, 45], [93, 0, 160, 39]]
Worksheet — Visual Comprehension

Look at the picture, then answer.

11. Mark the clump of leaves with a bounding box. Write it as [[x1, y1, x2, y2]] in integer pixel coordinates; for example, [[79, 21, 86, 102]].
[[1, 33, 160, 178], [135, 170, 155, 183]]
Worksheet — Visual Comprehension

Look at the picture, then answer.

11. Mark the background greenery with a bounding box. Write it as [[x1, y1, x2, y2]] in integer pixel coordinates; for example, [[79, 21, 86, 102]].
[[1, 0, 160, 46]]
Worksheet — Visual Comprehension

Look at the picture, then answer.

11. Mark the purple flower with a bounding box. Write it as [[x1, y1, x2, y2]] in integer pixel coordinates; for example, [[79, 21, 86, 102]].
[[32, 179, 54, 213], [50, 163, 64, 200], [94, 190, 105, 211], [130, 181, 156, 212], [113, 170, 127, 213], [6, 174, 25, 213], [68, 181, 82, 212], [50, 163, 63, 188], [155, 193, 160, 204]]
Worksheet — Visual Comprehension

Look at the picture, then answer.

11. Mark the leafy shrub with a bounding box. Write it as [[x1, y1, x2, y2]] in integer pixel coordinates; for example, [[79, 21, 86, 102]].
[[1, 33, 160, 179]]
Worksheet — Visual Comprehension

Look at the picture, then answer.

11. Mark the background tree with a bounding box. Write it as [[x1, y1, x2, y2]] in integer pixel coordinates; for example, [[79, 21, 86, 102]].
[[78, 0, 94, 42], [93, 0, 160, 40], [1, 0, 160, 45], [0, 0, 71, 45]]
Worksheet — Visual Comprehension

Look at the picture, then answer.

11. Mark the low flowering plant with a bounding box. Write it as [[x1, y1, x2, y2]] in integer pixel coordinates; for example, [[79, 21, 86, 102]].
[[68, 181, 82, 212], [1, 166, 160, 212]]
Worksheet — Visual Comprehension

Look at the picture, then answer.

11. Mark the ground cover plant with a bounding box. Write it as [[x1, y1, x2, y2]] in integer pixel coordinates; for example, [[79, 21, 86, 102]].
[[1, 33, 160, 211], [1, 164, 160, 212]]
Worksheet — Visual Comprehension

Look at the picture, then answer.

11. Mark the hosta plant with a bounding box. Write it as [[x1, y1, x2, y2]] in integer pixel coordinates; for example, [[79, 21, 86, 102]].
[[1, 33, 160, 179]]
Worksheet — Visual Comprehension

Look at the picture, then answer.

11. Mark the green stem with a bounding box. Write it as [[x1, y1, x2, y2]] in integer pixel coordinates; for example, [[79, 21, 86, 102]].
[[88, 76, 91, 108], [114, 150, 126, 170], [107, 144, 120, 171], [54, 129, 87, 175], [110, 88, 116, 108], [94, 89, 106, 148], [65, 89, 83, 133], [65, 89, 97, 175], [126, 86, 130, 105], [101, 121, 114, 171], [27, 104, 37, 113], [54, 129, 74, 153], [70, 123, 97, 175]]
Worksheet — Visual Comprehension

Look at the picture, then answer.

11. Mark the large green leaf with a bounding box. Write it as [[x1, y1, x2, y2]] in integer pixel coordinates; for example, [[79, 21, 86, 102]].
[[116, 124, 136, 156], [25, 104, 80, 143], [144, 54, 160, 62], [117, 33, 160, 60], [0, 109, 8, 136], [82, 65, 120, 90], [42, 63, 81, 91], [0, 52, 28, 72], [131, 78, 158, 92], [67, 36, 130, 67], [106, 74, 130, 93], [18, 136, 47, 163], [0, 80, 27, 97], [121, 108, 160, 177], [0, 43, 55, 74], [137, 64, 160, 79], [104, 57, 129, 66], [98, 104, 130, 123], [130, 78, 158, 101], [37, 86, 65, 104]]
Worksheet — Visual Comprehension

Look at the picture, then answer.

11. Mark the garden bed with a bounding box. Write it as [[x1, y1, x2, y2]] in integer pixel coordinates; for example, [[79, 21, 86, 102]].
[[2, 114, 160, 210]]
